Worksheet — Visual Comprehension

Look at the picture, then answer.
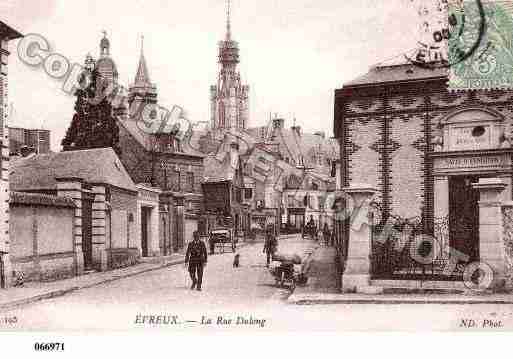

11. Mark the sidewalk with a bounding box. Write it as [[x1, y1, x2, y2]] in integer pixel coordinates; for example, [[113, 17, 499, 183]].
[[0, 239, 260, 312], [0, 254, 185, 312], [288, 246, 513, 305]]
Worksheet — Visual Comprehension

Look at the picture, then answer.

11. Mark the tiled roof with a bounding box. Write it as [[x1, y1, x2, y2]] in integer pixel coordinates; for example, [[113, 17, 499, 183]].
[[118, 118, 204, 157], [344, 64, 447, 87], [10, 191, 76, 208], [10, 148, 138, 192], [202, 152, 238, 183], [247, 126, 339, 169]]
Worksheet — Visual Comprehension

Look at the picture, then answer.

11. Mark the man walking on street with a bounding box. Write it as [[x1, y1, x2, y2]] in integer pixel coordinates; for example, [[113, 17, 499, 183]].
[[185, 231, 208, 291], [263, 225, 277, 267], [323, 223, 330, 246]]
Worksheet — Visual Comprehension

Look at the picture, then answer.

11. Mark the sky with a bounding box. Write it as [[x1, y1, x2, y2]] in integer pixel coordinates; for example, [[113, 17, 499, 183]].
[[2, 0, 420, 151]]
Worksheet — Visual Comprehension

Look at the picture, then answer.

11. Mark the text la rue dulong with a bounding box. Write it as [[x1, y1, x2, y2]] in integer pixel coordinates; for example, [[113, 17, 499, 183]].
[[134, 314, 266, 328]]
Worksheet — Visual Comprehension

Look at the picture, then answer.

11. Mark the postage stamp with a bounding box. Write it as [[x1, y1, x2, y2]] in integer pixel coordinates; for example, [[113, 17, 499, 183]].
[[449, 0, 513, 90]]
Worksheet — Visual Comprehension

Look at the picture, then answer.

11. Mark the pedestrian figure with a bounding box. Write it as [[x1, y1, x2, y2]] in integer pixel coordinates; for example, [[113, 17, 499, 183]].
[[185, 231, 208, 291], [263, 225, 277, 267], [233, 253, 240, 268], [306, 216, 316, 240], [323, 223, 330, 246]]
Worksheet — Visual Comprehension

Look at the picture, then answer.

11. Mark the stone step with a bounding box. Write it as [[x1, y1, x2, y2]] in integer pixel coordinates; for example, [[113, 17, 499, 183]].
[[371, 279, 466, 293]]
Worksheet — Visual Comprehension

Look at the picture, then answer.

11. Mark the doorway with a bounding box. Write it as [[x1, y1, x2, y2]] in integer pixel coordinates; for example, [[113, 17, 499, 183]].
[[0, 255, 4, 289], [82, 194, 94, 270], [141, 207, 151, 257], [448, 175, 480, 263]]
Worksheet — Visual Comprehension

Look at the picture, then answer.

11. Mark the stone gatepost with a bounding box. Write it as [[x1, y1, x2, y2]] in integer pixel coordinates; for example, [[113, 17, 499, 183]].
[[91, 186, 108, 271], [56, 177, 85, 276], [174, 195, 185, 252], [472, 178, 508, 291], [341, 183, 381, 294]]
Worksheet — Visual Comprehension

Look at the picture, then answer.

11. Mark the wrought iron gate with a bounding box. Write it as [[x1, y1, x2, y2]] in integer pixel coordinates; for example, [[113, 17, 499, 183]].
[[370, 207, 462, 281]]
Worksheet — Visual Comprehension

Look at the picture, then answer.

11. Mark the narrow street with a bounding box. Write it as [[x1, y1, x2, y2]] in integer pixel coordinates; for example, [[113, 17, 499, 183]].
[[0, 236, 316, 330], [1, 235, 512, 331]]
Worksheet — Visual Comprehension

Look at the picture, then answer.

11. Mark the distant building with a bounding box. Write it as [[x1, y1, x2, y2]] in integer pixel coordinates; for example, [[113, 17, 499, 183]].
[[9, 127, 51, 156], [209, 0, 250, 134], [0, 21, 23, 289], [202, 141, 249, 237], [66, 33, 205, 250]]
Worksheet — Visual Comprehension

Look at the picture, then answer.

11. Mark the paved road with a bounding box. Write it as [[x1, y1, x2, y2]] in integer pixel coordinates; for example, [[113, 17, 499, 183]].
[[0, 236, 316, 330], [1, 236, 512, 331]]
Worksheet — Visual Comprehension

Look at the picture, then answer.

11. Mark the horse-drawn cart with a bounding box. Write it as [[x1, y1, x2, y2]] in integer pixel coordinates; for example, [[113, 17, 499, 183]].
[[208, 227, 237, 254]]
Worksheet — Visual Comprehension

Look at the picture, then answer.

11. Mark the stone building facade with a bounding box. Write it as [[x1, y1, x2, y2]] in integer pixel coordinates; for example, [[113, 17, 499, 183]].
[[0, 21, 22, 288], [11, 148, 141, 274], [335, 63, 513, 282]]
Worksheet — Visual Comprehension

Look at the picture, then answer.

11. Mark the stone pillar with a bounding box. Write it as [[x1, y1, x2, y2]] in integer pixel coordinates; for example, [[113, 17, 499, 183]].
[[472, 178, 508, 291], [174, 195, 185, 252], [434, 176, 449, 256], [56, 178, 85, 276], [91, 186, 108, 271], [149, 205, 160, 257], [341, 184, 381, 294]]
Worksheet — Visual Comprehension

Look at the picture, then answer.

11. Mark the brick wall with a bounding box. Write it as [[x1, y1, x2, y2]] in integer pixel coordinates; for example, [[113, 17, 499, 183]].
[[389, 113, 424, 219], [117, 123, 203, 193], [346, 116, 382, 204], [335, 79, 513, 224]]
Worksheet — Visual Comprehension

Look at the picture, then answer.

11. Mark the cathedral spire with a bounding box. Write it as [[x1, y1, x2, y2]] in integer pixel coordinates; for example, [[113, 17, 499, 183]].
[[226, 0, 232, 41], [135, 35, 151, 86]]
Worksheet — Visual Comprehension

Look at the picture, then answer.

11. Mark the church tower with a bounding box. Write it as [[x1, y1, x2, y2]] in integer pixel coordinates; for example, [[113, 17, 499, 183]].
[[129, 36, 158, 115], [210, 0, 250, 133], [96, 31, 119, 85]]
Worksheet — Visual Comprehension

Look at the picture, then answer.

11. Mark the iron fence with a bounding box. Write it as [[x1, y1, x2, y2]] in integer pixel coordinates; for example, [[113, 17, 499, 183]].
[[369, 202, 461, 281]]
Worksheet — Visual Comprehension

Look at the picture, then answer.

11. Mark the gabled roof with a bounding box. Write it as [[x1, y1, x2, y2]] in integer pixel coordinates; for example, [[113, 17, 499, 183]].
[[202, 151, 239, 184], [10, 148, 138, 192], [117, 118, 204, 157], [247, 125, 339, 170]]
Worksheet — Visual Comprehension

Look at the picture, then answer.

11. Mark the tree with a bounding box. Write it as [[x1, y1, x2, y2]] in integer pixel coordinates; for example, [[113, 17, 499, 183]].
[[62, 69, 121, 155]]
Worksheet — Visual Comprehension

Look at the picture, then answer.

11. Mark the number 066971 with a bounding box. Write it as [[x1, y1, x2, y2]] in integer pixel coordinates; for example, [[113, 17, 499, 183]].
[[34, 343, 65, 351]]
